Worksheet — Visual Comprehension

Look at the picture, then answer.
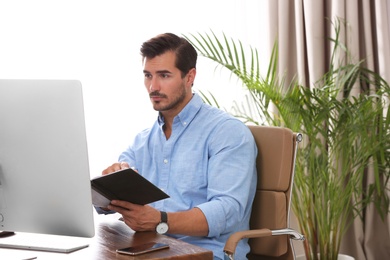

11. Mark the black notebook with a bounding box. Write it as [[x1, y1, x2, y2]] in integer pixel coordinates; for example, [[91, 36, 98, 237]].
[[91, 168, 169, 207]]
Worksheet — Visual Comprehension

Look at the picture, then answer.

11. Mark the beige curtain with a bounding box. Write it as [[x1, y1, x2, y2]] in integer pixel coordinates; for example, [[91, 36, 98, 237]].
[[266, 0, 390, 259]]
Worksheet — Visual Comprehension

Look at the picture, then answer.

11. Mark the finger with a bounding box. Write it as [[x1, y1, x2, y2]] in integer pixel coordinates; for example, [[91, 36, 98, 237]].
[[119, 161, 130, 170], [102, 163, 122, 175], [110, 200, 136, 210], [107, 204, 125, 214]]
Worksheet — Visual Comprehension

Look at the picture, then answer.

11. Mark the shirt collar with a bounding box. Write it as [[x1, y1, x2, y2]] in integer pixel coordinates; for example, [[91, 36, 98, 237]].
[[157, 93, 203, 128]]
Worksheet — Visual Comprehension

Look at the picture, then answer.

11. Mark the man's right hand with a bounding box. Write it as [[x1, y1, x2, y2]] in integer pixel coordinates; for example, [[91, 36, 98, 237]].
[[102, 162, 130, 175]]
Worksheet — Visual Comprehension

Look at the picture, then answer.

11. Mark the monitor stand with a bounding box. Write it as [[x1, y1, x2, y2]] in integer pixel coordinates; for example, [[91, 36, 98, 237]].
[[0, 231, 90, 253]]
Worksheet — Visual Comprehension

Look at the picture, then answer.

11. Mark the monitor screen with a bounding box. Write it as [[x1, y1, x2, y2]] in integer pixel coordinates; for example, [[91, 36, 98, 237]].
[[0, 79, 95, 238]]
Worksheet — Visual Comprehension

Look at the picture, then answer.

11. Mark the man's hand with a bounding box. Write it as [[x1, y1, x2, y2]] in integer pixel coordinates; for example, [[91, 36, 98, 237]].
[[102, 162, 130, 175], [98, 162, 131, 212], [108, 200, 160, 232]]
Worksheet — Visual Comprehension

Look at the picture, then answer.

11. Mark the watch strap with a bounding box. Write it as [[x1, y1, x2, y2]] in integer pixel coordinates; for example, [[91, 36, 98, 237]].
[[160, 211, 167, 223]]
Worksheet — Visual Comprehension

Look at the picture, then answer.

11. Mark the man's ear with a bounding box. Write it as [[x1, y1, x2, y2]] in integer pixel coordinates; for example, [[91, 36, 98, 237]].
[[186, 68, 196, 87]]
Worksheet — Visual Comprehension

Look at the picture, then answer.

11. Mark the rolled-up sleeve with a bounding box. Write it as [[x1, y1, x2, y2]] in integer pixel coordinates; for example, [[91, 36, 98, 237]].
[[197, 120, 257, 237]]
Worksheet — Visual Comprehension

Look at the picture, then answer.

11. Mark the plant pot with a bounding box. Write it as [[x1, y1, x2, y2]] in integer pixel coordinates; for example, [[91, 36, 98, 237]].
[[295, 254, 354, 260]]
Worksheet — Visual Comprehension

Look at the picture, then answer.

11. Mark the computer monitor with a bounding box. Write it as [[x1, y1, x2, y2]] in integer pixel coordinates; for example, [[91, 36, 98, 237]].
[[0, 79, 95, 238]]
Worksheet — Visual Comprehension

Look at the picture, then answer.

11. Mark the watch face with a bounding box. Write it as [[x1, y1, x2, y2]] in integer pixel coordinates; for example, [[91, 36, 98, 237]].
[[156, 222, 169, 234]]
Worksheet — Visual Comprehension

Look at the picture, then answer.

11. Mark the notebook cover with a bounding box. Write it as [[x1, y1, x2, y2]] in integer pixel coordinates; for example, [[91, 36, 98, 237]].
[[91, 168, 169, 206]]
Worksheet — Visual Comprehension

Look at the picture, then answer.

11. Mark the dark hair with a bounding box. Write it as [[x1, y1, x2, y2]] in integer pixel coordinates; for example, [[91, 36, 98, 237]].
[[140, 33, 197, 77]]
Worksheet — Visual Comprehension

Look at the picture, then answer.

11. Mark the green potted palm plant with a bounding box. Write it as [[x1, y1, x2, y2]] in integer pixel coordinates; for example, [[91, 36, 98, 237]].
[[185, 22, 390, 260]]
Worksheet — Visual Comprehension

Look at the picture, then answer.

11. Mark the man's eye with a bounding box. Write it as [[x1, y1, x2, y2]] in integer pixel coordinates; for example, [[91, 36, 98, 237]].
[[144, 74, 152, 79], [161, 73, 169, 78]]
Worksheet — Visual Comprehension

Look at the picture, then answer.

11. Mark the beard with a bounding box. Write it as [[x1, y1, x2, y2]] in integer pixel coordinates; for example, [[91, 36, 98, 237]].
[[149, 83, 187, 112]]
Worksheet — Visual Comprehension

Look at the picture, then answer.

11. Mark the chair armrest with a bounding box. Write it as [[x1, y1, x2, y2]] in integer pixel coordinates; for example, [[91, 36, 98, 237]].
[[223, 228, 304, 256], [272, 228, 305, 240], [224, 229, 272, 255]]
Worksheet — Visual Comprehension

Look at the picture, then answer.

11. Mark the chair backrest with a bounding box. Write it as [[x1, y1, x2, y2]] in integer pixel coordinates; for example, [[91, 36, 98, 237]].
[[247, 125, 300, 259]]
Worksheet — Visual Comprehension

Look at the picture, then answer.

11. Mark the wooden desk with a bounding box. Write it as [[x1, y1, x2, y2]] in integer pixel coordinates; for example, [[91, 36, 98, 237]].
[[0, 214, 213, 259]]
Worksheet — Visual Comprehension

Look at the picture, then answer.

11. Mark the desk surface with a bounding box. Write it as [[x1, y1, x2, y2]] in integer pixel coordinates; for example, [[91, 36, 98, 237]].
[[0, 213, 213, 260]]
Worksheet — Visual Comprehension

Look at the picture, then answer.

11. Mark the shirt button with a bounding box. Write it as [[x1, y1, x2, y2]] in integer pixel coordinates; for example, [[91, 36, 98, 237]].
[[163, 159, 168, 164], [183, 122, 187, 125]]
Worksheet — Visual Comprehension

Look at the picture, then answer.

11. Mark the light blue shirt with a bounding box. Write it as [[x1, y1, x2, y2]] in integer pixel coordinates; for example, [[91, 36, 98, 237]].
[[118, 93, 257, 259]]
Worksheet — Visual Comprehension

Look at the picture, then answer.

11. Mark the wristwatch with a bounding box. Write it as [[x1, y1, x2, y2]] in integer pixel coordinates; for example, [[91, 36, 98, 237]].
[[156, 211, 169, 234]]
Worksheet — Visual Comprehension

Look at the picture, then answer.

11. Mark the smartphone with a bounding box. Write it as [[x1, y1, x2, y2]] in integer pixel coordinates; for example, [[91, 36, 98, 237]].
[[116, 242, 169, 256]]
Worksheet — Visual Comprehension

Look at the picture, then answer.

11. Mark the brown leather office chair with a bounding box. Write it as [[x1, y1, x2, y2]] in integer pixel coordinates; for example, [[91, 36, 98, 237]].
[[224, 125, 304, 260]]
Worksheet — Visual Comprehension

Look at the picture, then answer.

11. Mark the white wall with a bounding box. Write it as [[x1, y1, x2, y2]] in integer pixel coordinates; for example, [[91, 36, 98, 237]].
[[0, 0, 269, 177]]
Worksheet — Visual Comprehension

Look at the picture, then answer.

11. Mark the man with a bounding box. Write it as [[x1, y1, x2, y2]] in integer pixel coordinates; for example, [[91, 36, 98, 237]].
[[100, 33, 257, 259]]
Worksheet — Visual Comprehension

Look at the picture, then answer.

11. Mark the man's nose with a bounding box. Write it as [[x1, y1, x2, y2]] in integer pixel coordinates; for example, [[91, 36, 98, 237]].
[[149, 78, 160, 92]]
